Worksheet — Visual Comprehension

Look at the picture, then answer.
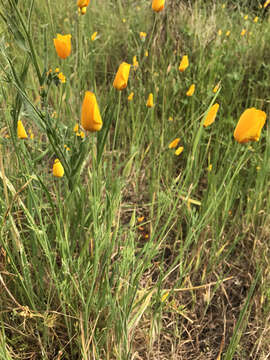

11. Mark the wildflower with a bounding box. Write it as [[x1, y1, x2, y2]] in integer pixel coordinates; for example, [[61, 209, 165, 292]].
[[53, 34, 72, 59], [53, 159, 64, 177], [122, 18, 126, 23], [91, 32, 98, 41], [128, 92, 134, 101], [64, 144, 71, 151], [168, 116, 173, 121], [145, 50, 149, 57], [169, 138, 180, 149], [77, 0, 90, 8], [178, 55, 189, 72], [203, 103, 219, 127], [175, 146, 184, 156], [186, 84, 195, 97], [152, 0, 165, 12], [137, 216, 144, 222], [222, 3, 225, 8], [54, 67, 60, 73], [233, 108, 267, 143], [81, 91, 103, 132], [133, 56, 139, 70], [161, 292, 169, 302], [73, 123, 79, 133], [264, 0, 270, 8], [213, 83, 220, 93], [146, 93, 154, 108], [76, 131, 85, 139], [80, 7, 87, 15], [28, 129, 34, 140], [113, 62, 131, 90], [241, 29, 246, 36], [225, 30, 231, 37], [58, 72, 66, 83], [17, 120, 28, 139], [218, 29, 222, 36], [139, 32, 147, 41], [244, 15, 248, 20], [256, 166, 261, 171], [207, 164, 212, 172], [253, 16, 259, 23]]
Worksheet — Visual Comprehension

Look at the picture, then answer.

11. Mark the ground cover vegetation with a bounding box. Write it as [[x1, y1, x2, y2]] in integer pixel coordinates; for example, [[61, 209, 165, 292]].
[[0, 0, 270, 359]]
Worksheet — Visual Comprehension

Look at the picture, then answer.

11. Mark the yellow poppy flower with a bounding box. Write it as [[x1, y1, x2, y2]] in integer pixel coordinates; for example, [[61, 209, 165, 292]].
[[168, 138, 180, 149], [17, 120, 28, 139], [203, 103, 219, 127], [76, 131, 85, 139], [58, 72, 66, 83], [178, 55, 189, 72], [53, 159, 64, 177], [213, 83, 220, 93], [28, 129, 34, 140], [91, 32, 98, 41], [139, 32, 147, 41], [113, 62, 131, 90], [146, 93, 154, 108], [264, 0, 270, 8], [225, 30, 231, 37], [77, 0, 90, 8], [233, 108, 267, 143], [133, 56, 139, 70], [241, 29, 246, 36], [253, 16, 259, 23], [73, 123, 79, 133], [80, 7, 87, 15], [152, 0, 165, 12], [218, 29, 222, 36], [53, 34, 72, 59], [81, 91, 103, 132], [128, 92, 134, 101], [175, 146, 184, 156], [186, 84, 195, 96]]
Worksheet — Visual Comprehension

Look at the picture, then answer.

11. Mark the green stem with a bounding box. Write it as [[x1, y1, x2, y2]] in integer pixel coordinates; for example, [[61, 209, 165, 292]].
[[113, 91, 122, 150], [9, 0, 42, 83]]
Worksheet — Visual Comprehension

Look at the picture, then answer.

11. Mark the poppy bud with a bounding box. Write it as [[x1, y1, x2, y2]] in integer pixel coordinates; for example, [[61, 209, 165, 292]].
[[17, 120, 28, 139], [81, 91, 103, 132], [146, 93, 154, 108], [53, 159, 64, 177], [234, 108, 267, 143], [113, 62, 131, 90], [203, 103, 219, 127], [53, 34, 72, 59], [77, 0, 90, 8], [152, 0, 165, 12], [179, 55, 189, 72]]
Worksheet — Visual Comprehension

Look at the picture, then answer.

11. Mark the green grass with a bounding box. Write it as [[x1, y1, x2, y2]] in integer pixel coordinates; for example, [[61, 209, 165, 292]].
[[0, 0, 270, 359]]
